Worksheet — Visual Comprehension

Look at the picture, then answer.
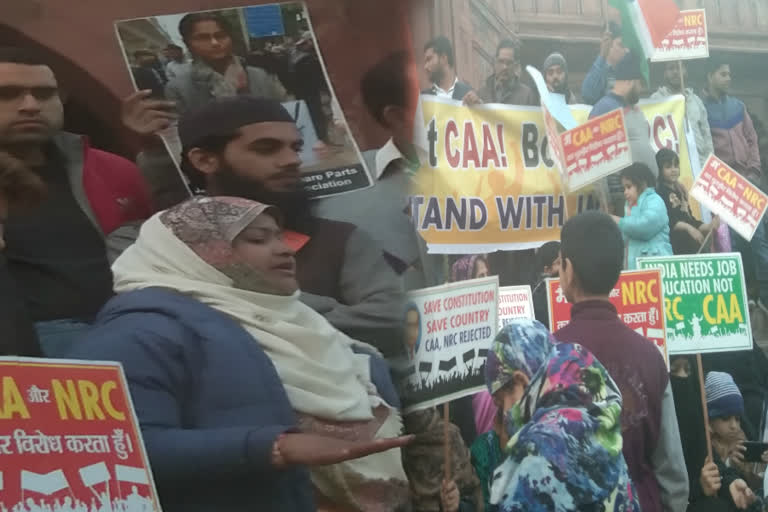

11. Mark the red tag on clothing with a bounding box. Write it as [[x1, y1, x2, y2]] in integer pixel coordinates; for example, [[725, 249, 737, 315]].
[[283, 230, 311, 251]]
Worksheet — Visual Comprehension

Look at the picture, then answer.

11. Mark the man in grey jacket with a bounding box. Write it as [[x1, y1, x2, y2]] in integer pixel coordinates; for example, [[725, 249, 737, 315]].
[[313, 51, 445, 292], [651, 61, 714, 170], [166, 12, 287, 114]]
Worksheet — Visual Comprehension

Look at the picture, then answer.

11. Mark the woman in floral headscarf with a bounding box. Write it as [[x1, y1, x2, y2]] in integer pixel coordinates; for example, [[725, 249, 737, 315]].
[[476, 319, 640, 512], [69, 197, 411, 512]]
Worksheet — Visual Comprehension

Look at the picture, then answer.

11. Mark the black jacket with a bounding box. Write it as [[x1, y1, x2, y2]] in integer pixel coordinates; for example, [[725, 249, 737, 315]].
[[0, 253, 42, 356]]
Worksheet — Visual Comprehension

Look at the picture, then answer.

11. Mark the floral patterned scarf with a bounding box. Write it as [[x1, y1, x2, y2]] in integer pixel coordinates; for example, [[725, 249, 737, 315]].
[[488, 322, 640, 512]]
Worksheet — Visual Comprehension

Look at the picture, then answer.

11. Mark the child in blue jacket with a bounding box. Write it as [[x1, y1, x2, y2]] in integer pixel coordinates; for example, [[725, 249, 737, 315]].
[[611, 163, 673, 269]]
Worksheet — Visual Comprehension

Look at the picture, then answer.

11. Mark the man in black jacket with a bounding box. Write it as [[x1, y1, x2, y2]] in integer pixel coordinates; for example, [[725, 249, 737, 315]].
[[422, 36, 474, 103], [0, 151, 44, 356]]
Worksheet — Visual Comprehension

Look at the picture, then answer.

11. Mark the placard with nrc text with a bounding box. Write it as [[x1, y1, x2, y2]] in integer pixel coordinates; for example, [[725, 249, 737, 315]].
[[690, 154, 768, 242], [547, 269, 668, 365], [0, 358, 161, 512], [395, 277, 499, 414]]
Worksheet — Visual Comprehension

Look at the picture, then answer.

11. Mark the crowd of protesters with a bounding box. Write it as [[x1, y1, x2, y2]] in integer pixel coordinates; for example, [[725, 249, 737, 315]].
[[1, 9, 768, 512]]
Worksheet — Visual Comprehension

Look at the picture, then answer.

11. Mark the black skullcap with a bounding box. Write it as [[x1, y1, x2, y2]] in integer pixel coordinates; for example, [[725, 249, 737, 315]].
[[614, 50, 643, 81], [178, 96, 294, 150]]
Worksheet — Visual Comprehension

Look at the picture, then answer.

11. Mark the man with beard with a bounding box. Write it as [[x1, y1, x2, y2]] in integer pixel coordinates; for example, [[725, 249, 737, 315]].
[[0, 47, 153, 356], [421, 36, 474, 103], [651, 61, 713, 169], [177, 95, 403, 354], [590, 50, 659, 215], [542, 52, 575, 104], [474, 39, 536, 106]]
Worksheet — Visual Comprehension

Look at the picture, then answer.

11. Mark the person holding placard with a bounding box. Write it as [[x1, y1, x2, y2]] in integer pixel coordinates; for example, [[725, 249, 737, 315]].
[[655, 148, 721, 255], [651, 61, 714, 170], [483, 319, 640, 512], [590, 51, 660, 215], [555, 211, 688, 512]]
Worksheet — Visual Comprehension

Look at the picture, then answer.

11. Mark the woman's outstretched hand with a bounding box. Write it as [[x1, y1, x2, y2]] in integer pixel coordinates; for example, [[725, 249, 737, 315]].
[[271, 433, 414, 468]]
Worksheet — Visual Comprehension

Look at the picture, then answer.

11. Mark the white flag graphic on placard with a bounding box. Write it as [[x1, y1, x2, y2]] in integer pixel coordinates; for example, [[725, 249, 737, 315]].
[[79, 462, 111, 487], [21, 469, 69, 495], [115, 465, 149, 485]]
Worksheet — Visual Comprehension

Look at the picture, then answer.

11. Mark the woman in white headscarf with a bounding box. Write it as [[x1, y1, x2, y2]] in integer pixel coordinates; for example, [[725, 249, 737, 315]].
[[69, 196, 411, 512]]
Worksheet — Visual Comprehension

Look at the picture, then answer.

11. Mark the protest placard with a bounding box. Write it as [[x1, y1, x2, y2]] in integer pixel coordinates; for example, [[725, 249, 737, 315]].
[[560, 109, 632, 191], [547, 269, 668, 364], [526, 66, 631, 193], [395, 277, 499, 414], [653, 9, 709, 62], [0, 358, 161, 511], [498, 285, 534, 328], [637, 253, 752, 354], [690, 155, 768, 242], [413, 95, 695, 253], [115, 2, 373, 199]]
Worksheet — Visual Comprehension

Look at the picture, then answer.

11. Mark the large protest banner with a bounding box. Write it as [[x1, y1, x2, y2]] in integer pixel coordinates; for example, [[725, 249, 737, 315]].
[[0, 358, 161, 511], [397, 277, 499, 414], [498, 285, 534, 328], [413, 95, 695, 253], [115, 2, 373, 199], [690, 154, 768, 241], [638, 253, 752, 355], [547, 269, 668, 364], [653, 9, 709, 62]]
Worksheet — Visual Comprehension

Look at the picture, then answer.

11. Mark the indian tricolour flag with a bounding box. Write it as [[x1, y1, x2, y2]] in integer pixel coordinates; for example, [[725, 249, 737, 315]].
[[609, 0, 681, 81]]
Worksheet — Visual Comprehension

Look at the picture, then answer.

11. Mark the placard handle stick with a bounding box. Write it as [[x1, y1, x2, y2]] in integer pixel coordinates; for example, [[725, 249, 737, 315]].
[[443, 402, 452, 482], [678, 60, 691, 133], [678, 60, 686, 94], [696, 353, 714, 461], [697, 229, 714, 254]]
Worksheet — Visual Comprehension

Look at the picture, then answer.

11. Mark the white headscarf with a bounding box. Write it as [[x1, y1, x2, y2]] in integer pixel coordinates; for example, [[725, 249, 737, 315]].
[[112, 197, 377, 422]]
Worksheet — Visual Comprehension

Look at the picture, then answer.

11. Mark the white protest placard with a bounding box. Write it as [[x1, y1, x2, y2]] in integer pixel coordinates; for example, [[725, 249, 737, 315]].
[[498, 285, 534, 329], [690, 155, 768, 242], [396, 277, 499, 414], [652, 9, 709, 62]]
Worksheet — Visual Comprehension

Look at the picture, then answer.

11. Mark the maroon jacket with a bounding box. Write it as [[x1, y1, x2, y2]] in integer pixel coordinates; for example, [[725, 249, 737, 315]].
[[554, 300, 668, 512]]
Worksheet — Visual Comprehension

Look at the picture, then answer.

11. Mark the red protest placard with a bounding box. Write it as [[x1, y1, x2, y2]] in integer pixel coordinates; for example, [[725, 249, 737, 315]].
[[653, 9, 709, 62], [561, 109, 632, 192], [546, 269, 668, 365], [690, 155, 768, 242], [0, 358, 161, 512]]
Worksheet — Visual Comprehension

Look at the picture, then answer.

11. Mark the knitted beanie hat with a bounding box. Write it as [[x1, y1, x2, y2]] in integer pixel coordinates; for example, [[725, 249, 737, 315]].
[[705, 371, 744, 419], [543, 52, 567, 74]]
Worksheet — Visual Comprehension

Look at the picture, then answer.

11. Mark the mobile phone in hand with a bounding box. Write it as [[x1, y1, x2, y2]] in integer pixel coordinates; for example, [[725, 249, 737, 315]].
[[743, 441, 768, 463]]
